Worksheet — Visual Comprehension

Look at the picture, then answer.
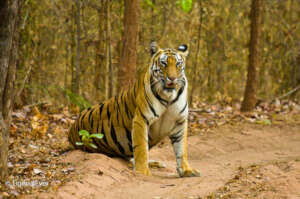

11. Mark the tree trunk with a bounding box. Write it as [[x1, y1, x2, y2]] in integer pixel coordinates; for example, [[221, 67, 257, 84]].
[[241, 0, 262, 112], [150, 0, 156, 36], [189, 0, 203, 106], [0, 0, 19, 181], [118, 0, 139, 91], [74, 0, 81, 95], [94, 1, 104, 99], [294, 49, 300, 86], [71, 4, 76, 94], [104, 0, 113, 99]]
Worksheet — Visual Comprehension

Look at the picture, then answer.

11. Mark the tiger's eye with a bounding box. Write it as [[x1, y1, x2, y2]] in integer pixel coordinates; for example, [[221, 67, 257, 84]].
[[176, 61, 183, 67], [160, 60, 167, 67]]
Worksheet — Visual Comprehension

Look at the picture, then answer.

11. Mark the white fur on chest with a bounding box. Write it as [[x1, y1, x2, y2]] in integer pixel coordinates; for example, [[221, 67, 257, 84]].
[[149, 87, 188, 144]]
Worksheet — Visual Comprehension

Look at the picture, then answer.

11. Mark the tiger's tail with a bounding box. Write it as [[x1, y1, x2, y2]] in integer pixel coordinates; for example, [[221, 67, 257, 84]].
[[68, 120, 83, 150]]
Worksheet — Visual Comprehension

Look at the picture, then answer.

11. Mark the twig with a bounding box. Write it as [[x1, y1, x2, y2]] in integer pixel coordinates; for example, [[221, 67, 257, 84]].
[[275, 84, 300, 100], [0, 114, 7, 132], [189, 109, 207, 113], [23, 101, 49, 109], [15, 64, 32, 100]]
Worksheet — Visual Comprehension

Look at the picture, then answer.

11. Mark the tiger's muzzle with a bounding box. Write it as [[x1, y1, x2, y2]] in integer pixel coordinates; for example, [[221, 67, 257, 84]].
[[164, 76, 178, 90]]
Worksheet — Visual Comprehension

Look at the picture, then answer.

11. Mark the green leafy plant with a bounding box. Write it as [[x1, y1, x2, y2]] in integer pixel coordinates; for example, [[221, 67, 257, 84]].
[[256, 119, 272, 125], [64, 89, 91, 111], [75, 130, 104, 149], [180, 0, 193, 13], [144, 0, 155, 9]]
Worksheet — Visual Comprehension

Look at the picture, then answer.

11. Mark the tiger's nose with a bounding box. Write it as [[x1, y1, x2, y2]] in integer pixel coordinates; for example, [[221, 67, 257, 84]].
[[167, 76, 177, 81]]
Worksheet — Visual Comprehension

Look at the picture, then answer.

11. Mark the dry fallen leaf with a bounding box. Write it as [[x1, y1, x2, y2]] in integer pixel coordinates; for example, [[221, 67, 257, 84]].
[[33, 168, 43, 175]]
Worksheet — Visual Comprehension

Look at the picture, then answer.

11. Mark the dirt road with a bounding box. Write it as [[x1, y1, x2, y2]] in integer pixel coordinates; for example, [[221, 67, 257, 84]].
[[27, 123, 300, 199]]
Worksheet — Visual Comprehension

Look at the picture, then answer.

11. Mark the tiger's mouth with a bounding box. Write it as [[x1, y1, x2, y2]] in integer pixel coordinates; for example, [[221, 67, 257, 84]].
[[165, 82, 176, 88], [163, 81, 177, 92]]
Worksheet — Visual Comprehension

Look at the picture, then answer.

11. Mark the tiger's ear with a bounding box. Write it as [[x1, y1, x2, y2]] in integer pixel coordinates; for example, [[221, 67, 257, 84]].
[[178, 44, 189, 57], [150, 40, 159, 56]]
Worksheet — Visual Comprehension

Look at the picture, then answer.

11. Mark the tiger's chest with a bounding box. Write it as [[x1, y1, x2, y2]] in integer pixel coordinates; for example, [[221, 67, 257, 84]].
[[148, 93, 188, 147]]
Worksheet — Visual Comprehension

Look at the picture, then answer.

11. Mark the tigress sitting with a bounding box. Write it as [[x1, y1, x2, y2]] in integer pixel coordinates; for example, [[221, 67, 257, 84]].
[[68, 41, 200, 177]]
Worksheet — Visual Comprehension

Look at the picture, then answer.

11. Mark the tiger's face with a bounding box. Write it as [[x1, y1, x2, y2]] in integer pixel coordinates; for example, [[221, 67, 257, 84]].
[[150, 41, 188, 101]]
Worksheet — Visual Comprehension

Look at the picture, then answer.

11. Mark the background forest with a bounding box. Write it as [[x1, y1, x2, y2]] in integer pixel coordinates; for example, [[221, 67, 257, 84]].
[[16, 0, 300, 108]]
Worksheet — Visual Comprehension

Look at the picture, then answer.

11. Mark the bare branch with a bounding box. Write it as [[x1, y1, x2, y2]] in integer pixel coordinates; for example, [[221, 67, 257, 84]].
[[276, 84, 300, 100], [15, 64, 32, 100]]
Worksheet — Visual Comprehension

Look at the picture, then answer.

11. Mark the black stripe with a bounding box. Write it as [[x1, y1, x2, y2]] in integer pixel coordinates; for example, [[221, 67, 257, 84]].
[[138, 107, 149, 125], [171, 85, 185, 104], [120, 110, 132, 154], [95, 104, 109, 146], [179, 102, 187, 114], [123, 93, 132, 119], [88, 109, 95, 129], [115, 106, 119, 124], [88, 109, 93, 122], [110, 124, 125, 154], [102, 130, 109, 145], [125, 127, 133, 153], [97, 117, 109, 146], [150, 75, 168, 107], [103, 111, 110, 145], [148, 133, 152, 142], [115, 97, 121, 123], [91, 117, 94, 130], [170, 130, 183, 145], [80, 111, 89, 129], [99, 103, 104, 115], [131, 90, 136, 107], [151, 86, 168, 107], [132, 144, 139, 151], [144, 84, 158, 117], [97, 104, 104, 133], [133, 83, 136, 98], [150, 77, 154, 86], [107, 104, 110, 120], [176, 119, 185, 126], [115, 96, 120, 111], [133, 120, 144, 129]]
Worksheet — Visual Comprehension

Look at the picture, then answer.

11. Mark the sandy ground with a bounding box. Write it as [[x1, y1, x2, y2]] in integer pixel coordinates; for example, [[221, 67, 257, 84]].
[[24, 123, 300, 199]]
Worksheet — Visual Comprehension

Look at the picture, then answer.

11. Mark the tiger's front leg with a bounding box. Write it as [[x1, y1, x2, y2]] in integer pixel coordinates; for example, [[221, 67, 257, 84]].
[[132, 110, 151, 176], [169, 120, 200, 177]]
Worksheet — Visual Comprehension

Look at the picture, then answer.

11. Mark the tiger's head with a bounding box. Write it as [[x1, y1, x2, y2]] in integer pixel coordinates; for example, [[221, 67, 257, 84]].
[[149, 41, 188, 102]]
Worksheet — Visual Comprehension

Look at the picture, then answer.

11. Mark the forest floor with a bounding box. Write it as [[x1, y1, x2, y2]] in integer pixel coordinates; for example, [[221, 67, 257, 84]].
[[1, 100, 300, 199]]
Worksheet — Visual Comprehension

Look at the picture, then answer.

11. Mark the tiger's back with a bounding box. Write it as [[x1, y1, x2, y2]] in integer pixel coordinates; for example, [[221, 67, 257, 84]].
[[68, 80, 139, 157]]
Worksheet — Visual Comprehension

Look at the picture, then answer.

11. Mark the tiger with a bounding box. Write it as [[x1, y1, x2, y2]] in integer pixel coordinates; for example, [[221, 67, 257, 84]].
[[68, 41, 200, 177]]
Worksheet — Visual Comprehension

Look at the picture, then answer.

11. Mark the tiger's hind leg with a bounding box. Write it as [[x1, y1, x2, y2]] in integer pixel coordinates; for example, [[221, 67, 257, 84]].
[[148, 160, 166, 168], [128, 158, 166, 169]]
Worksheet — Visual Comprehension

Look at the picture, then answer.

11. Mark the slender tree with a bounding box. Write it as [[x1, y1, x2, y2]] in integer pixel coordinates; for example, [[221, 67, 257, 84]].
[[241, 0, 263, 112], [118, 0, 139, 91], [104, 0, 113, 99], [94, 1, 104, 99], [71, 4, 76, 94], [0, 0, 19, 181], [150, 0, 156, 36], [74, 0, 81, 95], [189, 0, 203, 105]]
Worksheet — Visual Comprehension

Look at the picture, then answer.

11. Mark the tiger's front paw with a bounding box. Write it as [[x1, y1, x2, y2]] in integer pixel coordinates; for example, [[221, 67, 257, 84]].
[[135, 166, 152, 176], [177, 167, 200, 177]]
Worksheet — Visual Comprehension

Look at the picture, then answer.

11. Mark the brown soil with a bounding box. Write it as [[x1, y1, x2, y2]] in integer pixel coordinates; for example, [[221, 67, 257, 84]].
[[23, 122, 300, 199]]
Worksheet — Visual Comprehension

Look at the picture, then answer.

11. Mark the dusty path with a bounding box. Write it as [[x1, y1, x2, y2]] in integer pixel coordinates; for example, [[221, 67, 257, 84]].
[[26, 123, 300, 199]]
